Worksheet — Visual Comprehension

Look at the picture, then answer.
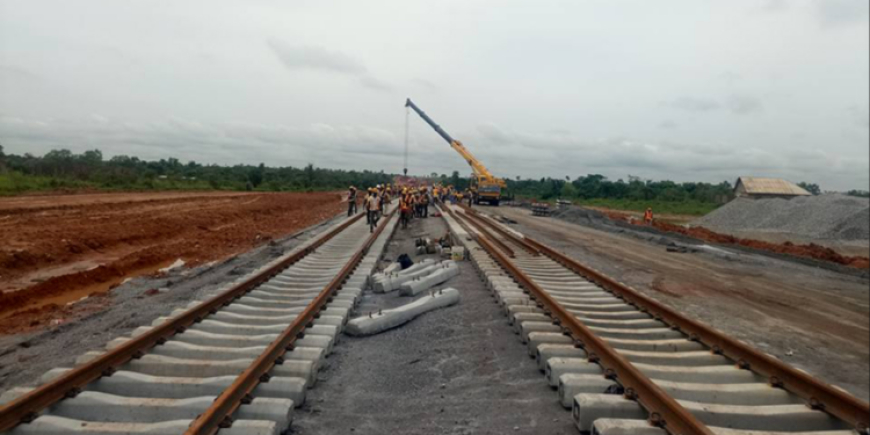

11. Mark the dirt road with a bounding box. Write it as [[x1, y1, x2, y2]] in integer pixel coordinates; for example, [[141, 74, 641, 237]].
[[0, 191, 343, 333], [486, 206, 870, 402]]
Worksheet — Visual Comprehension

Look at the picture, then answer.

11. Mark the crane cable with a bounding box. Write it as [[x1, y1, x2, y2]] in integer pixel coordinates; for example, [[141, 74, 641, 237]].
[[403, 106, 410, 176]]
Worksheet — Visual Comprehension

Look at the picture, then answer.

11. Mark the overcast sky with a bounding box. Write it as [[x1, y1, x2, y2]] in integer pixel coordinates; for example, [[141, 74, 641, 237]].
[[1, 1, 868, 190]]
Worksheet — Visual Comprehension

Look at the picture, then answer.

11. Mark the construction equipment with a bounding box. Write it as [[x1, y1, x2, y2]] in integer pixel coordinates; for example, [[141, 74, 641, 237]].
[[405, 98, 506, 206]]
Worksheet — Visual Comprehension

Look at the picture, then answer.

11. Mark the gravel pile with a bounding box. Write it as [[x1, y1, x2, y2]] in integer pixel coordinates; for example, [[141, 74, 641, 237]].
[[695, 194, 870, 241]]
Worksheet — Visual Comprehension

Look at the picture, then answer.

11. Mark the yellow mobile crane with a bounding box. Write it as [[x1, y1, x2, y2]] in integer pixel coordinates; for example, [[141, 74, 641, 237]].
[[405, 98, 507, 205]]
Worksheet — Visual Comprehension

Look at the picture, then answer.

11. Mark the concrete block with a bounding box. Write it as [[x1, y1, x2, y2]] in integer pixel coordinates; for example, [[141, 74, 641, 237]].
[[591, 419, 666, 435], [346, 288, 460, 336], [6, 415, 279, 435], [559, 374, 618, 408], [398, 262, 460, 296], [573, 394, 646, 433], [527, 332, 573, 357], [545, 357, 601, 387], [536, 344, 588, 371]]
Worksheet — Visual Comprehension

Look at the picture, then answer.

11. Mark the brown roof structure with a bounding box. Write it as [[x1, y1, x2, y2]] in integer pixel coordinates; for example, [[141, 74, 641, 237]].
[[734, 177, 811, 197]]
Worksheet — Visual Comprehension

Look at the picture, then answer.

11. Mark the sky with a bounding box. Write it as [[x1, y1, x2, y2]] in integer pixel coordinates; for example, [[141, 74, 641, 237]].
[[1, 0, 868, 191]]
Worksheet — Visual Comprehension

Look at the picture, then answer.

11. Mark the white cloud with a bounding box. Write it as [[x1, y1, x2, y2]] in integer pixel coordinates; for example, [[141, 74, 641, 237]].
[[267, 38, 391, 91], [666, 97, 722, 113]]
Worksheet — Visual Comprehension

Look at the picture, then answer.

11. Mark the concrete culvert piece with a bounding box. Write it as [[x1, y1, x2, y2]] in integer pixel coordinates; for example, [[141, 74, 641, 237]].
[[398, 261, 460, 296], [345, 288, 461, 336], [372, 260, 446, 293]]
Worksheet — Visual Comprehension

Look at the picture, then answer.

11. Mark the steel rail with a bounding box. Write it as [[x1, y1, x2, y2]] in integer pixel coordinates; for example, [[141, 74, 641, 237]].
[[518, 233, 870, 432], [456, 204, 540, 255], [470, 211, 870, 432], [468, 224, 714, 435], [0, 212, 366, 432], [440, 204, 514, 258], [453, 208, 515, 258], [186, 208, 397, 434]]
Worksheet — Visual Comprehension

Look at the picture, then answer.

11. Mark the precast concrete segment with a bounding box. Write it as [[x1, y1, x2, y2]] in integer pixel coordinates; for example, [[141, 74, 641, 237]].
[[345, 288, 461, 336], [6, 415, 280, 435], [655, 380, 799, 406], [545, 358, 603, 387], [590, 419, 861, 435], [677, 400, 852, 432], [45, 392, 292, 426], [572, 394, 647, 433], [617, 349, 730, 367], [536, 344, 588, 371], [558, 374, 618, 408], [518, 321, 563, 343], [374, 261, 452, 293], [591, 419, 667, 435], [398, 262, 461, 296], [64, 370, 305, 405], [633, 363, 763, 384]]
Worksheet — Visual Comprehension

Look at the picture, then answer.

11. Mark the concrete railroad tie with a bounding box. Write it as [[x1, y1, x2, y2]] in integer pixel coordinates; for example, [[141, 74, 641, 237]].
[[436, 205, 858, 435], [0, 215, 401, 435]]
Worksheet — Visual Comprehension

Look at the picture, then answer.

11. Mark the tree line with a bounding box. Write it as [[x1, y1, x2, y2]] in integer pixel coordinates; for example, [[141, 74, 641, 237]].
[[506, 174, 735, 204], [0, 145, 866, 200], [0, 146, 393, 193]]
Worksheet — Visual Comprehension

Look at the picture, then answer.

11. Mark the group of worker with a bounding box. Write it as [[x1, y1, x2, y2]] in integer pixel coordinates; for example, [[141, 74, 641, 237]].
[[346, 182, 474, 231], [346, 185, 393, 232]]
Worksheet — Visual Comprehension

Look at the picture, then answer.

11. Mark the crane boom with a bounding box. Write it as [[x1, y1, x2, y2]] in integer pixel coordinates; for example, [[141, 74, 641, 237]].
[[404, 98, 504, 186]]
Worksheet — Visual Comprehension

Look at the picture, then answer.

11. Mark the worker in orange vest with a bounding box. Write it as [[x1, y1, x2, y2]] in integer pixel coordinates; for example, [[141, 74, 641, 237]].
[[644, 207, 654, 225]]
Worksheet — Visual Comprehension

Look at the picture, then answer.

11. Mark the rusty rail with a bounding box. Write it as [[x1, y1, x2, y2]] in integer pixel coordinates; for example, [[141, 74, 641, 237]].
[[473, 212, 870, 432], [0, 212, 366, 432], [522, 235, 870, 432], [451, 208, 515, 258], [186, 208, 396, 434], [471, 230, 714, 435], [456, 204, 540, 255]]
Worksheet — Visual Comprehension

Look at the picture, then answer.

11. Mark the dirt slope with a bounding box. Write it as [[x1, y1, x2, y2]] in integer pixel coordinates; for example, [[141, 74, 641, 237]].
[[0, 191, 343, 332]]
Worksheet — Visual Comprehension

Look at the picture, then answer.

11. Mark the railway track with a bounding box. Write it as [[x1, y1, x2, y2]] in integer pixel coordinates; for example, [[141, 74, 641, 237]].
[[442, 204, 869, 435], [0, 208, 398, 435]]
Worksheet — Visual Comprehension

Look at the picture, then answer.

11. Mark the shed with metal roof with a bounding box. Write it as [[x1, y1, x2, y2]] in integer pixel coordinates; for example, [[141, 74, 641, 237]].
[[734, 177, 812, 198]]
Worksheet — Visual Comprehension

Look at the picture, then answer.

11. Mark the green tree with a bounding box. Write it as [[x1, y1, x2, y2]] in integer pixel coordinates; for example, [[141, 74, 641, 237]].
[[249, 163, 265, 188], [560, 182, 577, 198], [798, 182, 821, 195], [304, 163, 315, 189]]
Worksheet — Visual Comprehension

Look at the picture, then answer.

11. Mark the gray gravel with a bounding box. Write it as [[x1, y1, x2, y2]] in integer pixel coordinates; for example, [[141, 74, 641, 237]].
[[695, 194, 870, 241], [291, 212, 574, 435], [0, 214, 344, 394]]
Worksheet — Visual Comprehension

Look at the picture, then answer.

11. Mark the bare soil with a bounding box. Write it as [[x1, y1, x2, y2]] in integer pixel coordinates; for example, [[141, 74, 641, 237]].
[[0, 191, 344, 334], [0, 214, 344, 394], [488, 206, 870, 402]]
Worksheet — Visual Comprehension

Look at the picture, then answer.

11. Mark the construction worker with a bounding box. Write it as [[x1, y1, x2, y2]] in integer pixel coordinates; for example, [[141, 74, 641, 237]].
[[421, 188, 430, 218], [644, 207, 654, 225], [366, 188, 380, 231], [399, 195, 411, 229], [347, 186, 358, 217]]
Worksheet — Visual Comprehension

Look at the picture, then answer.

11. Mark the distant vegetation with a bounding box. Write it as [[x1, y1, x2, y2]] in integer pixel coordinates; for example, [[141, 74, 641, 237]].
[[0, 146, 863, 214], [846, 190, 870, 198], [508, 174, 734, 215], [0, 146, 393, 195]]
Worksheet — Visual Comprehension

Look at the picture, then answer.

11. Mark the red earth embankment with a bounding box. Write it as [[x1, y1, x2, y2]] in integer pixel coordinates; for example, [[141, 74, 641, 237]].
[[0, 191, 344, 332]]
